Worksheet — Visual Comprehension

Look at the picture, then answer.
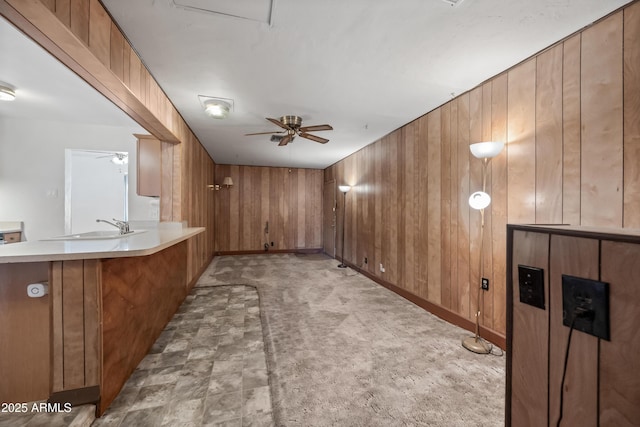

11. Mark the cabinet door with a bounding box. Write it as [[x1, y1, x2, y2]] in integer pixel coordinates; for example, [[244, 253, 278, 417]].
[[136, 135, 161, 197]]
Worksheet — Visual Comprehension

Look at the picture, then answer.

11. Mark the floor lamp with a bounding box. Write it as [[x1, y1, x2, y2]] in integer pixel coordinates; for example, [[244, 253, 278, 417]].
[[462, 141, 504, 354], [337, 185, 351, 268]]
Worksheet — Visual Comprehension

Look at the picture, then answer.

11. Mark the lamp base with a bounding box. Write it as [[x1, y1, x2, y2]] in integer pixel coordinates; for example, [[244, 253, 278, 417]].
[[462, 336, 491, 354], [337, 263, 348, 268]]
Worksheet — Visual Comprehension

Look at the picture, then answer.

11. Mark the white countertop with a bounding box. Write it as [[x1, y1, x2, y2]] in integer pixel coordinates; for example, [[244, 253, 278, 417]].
[[0, 227, 205, 263]]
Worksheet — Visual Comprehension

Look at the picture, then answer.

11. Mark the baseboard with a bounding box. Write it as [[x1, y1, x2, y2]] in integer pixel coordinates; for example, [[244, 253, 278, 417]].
[[187, 254, 214, 290], [215, 248, 323, 256], [48, 385, 100, 407], [342, 260, 507, 350]]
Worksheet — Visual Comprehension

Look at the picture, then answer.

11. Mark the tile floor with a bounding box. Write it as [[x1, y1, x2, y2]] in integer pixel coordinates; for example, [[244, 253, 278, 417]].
[[92, 285, 274, 427]]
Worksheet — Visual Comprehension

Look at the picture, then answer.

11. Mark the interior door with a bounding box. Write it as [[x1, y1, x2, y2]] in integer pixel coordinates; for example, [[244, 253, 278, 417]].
[[323, 180, 336, 257]]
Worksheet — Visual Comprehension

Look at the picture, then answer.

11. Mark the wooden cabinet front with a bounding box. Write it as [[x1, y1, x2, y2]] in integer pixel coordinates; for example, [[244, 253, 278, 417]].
[[136, 134, 161, 197]]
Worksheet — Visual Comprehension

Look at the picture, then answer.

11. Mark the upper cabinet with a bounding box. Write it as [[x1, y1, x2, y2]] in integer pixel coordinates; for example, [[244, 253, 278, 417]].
[[135, 134, 161, 197]]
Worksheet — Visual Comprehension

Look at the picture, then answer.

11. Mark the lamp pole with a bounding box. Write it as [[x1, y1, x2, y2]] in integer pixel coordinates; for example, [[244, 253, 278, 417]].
[[337, 185, 351, 268]]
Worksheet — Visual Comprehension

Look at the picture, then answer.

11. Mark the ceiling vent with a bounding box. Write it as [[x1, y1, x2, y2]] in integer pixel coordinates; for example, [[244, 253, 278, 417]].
[[442, 0, 465, 6]]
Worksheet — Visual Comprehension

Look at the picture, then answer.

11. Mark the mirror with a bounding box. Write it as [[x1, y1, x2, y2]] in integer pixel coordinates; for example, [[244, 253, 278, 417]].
[[0, 16, 157, 241]]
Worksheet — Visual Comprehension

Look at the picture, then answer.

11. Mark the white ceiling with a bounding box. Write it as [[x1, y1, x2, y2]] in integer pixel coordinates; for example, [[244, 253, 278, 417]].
[[2, 1, 633, 169]]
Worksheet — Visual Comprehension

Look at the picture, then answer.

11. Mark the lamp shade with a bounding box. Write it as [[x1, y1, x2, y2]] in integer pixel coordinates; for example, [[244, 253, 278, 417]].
[[338, 185, 351, 193], [222, 176, 234, 187], [469, 141, 504, 159], [468, 191, 491, 210]]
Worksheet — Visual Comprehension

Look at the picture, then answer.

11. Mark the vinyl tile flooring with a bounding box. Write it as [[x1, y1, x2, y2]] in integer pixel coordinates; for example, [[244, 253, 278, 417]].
[[92, 284, 274, 427]]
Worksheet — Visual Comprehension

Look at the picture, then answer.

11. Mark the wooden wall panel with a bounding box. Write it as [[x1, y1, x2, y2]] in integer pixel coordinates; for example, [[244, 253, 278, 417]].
[[0, 263, 50, 402], [600, 241, 640, 426], [562, 34, 582, 225], [468, 87, 482, 326], [535, 45, 563, 224], [507, 59, 537, 224], [456, 94, 471, 319], [214, 165, 323, 253], [440, 104, 452, 308], [548, 235, 599, 426], [510, 231, 549, 427], [623, 2, 640, 228], [88, 0, 110, 67], [427, 110, 442, 304], [491, 74, 508, 333], [580, 14, 624, 227]]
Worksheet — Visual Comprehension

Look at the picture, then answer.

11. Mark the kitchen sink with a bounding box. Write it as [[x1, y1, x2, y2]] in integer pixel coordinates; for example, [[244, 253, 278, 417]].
[[43, 230, 147, 241]]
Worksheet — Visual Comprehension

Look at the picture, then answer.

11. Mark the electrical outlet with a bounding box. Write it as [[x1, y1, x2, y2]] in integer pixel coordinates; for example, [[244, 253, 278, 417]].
[[518, 265, 545, 310], [481, 278, 489, 291], [364, 257, 368, 264], [562, 275, 610, 341], [271, 241, 274, 246]]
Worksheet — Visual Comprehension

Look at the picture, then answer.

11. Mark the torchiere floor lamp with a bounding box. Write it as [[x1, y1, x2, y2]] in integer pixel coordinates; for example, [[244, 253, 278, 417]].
[[462, 141, 504, 354], [337, 185, 351, 268]]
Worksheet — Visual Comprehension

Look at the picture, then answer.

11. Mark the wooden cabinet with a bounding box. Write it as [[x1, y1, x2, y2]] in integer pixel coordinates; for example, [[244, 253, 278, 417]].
[[135, 134, 161, 197], [507, 225, 640, 427]]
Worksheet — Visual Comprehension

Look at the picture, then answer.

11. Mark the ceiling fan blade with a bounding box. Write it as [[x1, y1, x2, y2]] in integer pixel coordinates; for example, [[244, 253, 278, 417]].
[[266, 117, 290, 130], [245, 130, 286, 136], [278, 134, 293, 146], [300, 132, 329, 144], [299, 124, 333, 132]]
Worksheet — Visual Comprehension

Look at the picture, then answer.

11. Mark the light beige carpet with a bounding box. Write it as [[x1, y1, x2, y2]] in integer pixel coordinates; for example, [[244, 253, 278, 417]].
[[198, 253, 505, 427]]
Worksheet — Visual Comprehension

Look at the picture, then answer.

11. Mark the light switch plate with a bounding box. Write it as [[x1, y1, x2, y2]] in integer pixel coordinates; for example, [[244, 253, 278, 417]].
[[518, 265, 545, 310]]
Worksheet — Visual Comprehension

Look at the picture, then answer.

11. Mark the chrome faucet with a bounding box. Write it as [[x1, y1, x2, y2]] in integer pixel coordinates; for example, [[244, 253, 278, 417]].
[[96, 218, 131, 235]]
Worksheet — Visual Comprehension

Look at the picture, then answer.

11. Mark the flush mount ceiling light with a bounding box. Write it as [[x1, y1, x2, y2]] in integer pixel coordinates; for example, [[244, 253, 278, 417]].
[[199, 95, 234, 119], [0, 85, 16, 101]]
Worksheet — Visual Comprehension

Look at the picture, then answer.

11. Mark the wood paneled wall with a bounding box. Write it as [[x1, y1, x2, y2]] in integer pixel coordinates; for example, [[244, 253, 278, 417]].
[[0, 0, 217, 278], [215, 165, 323, 253], [325, 3, 640, 339], [0, 263, 50, 403]]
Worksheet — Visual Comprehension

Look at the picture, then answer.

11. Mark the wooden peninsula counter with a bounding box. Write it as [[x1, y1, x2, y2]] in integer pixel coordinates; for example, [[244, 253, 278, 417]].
[[0, 226, 205, 414]]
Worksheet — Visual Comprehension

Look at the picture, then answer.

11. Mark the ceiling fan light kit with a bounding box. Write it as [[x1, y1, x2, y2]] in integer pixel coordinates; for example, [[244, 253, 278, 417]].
[[245, 115, 333, 146], [0, 84, 16, 101]]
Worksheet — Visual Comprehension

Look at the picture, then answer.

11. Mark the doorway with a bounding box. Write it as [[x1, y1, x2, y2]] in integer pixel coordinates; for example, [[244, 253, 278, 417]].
[[65, 149, 129, 234], [323, 179, 336, 257]]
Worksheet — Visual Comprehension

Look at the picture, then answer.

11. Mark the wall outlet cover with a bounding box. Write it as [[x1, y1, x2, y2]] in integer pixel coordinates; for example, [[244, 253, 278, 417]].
[[561, 275, 610, 341], [518, 265, 545, 310]]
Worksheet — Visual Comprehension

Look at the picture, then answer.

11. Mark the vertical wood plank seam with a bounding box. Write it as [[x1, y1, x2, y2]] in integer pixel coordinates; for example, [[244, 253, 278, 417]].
[[597, 238, 602, 425], [546, 233, 552, 426], [81, 260, 87, 387], [60, 262, 65, 390]]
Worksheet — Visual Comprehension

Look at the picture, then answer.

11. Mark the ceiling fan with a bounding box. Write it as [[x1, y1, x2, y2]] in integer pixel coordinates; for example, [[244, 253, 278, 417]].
[[245, 115, 333, 146]]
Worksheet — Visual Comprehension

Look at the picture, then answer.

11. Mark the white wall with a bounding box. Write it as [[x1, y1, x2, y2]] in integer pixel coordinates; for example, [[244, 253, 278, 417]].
[[0, 116, 157, 241]]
